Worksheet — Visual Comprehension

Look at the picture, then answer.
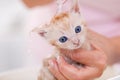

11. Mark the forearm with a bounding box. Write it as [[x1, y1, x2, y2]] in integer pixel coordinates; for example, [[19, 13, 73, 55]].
[[91, 34, 120, 65], [111, 37, 120, 53], [110, 36, 120, 64], [87, 29, 119, 65]]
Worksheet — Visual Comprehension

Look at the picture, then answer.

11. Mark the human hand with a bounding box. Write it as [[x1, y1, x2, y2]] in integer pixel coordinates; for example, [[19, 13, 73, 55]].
[[48, 43, 107, 80]]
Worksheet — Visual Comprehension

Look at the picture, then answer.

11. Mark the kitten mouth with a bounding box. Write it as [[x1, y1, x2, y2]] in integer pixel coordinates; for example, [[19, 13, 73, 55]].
[[73, 39, 80, 47]]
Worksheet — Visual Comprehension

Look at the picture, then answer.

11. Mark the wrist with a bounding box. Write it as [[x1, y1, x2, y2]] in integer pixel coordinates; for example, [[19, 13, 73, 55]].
[[87, 29, 119, 64], [109, 37, 120, 64]]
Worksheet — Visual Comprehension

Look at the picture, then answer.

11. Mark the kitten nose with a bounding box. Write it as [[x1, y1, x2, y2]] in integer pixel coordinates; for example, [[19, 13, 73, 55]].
[[71, 38, 80, 45]]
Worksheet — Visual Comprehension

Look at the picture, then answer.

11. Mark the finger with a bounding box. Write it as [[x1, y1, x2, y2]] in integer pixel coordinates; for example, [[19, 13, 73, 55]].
[[65, 46, 106, 66], [69, 51, 104, 65], [57, 56, 81, 80], [57, 56, 103, 80], [90, 42, 107, 65], [48, 59, 68, 80]]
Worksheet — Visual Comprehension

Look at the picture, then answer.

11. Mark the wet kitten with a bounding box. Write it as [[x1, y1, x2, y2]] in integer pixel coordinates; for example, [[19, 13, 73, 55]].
[[33, 0, 91, 80]]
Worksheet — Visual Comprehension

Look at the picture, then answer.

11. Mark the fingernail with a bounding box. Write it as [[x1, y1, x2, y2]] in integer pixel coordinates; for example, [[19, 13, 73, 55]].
[[57, 56, 61, 63], [48, 60, 54, 67]]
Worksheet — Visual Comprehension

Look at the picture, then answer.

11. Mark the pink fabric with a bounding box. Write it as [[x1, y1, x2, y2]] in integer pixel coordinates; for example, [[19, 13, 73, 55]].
[[80, 5, 120, 37], [25, 3, 120, 62]]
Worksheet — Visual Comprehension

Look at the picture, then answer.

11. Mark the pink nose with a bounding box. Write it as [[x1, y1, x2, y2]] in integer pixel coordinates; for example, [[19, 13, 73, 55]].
[[71, 39, 80, 45]]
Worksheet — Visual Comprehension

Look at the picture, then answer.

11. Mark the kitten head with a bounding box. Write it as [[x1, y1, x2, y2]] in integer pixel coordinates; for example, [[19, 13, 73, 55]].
[[33, 12, 87, 50]]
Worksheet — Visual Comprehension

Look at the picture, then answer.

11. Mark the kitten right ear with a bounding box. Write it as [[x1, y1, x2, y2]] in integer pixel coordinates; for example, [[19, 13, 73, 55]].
[[32, 25, 48, 38], [71, 0, 80, 14]]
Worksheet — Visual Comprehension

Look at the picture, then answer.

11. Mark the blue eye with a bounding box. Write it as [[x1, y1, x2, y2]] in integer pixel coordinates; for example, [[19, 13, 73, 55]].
[[59, 36, 68, 43], [75, 26, 81, 33]]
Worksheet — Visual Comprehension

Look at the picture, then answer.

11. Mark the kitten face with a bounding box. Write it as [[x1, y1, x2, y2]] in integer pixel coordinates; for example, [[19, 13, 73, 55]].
[[34, 12, 87, 50]]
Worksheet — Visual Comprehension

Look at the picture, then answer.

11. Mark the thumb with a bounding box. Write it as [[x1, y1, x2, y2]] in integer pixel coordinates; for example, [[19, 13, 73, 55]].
[[66, 42, 104, 65], [90, 42, 103, 52]]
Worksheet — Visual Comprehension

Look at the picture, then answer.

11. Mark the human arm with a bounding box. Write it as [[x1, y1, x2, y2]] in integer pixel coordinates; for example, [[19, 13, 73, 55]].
[[110, 36, 120, 64], [48, 29, 120, 80], [22, 0, 53, 8], [90, 32, 120, 64]]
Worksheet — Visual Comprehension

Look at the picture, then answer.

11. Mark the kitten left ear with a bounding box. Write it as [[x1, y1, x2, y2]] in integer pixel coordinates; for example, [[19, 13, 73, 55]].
[[38, 30, 47, 37], [32, 25, 48, 38]]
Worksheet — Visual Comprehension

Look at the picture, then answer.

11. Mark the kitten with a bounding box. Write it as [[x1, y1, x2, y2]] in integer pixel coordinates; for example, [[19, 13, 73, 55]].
[[33, 0, 91, 80]]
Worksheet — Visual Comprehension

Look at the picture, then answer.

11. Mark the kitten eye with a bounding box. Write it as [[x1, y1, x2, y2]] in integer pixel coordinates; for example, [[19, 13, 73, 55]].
[[75, 26, 81, 33], [59, 36, 68, 43]]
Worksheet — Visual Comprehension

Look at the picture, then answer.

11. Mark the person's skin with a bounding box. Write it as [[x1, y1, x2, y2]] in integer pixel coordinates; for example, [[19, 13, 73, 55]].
[[22, 0, 54, 8], [110, 37, 120, 64], [48, 29, 120, 80], [22, 0, 120, 80], [48, 44, 107, 80]]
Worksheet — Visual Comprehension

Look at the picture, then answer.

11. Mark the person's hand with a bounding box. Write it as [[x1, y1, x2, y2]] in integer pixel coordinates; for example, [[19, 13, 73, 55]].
[[48, 42, 107, 80]]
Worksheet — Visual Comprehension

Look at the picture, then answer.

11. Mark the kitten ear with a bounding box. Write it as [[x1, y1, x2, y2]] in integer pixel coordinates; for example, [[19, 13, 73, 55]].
[[32, 25, 48, 38], [71, 0, 80, 14], [38, 29, 47, 37], [56, 0, 67, 15]]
